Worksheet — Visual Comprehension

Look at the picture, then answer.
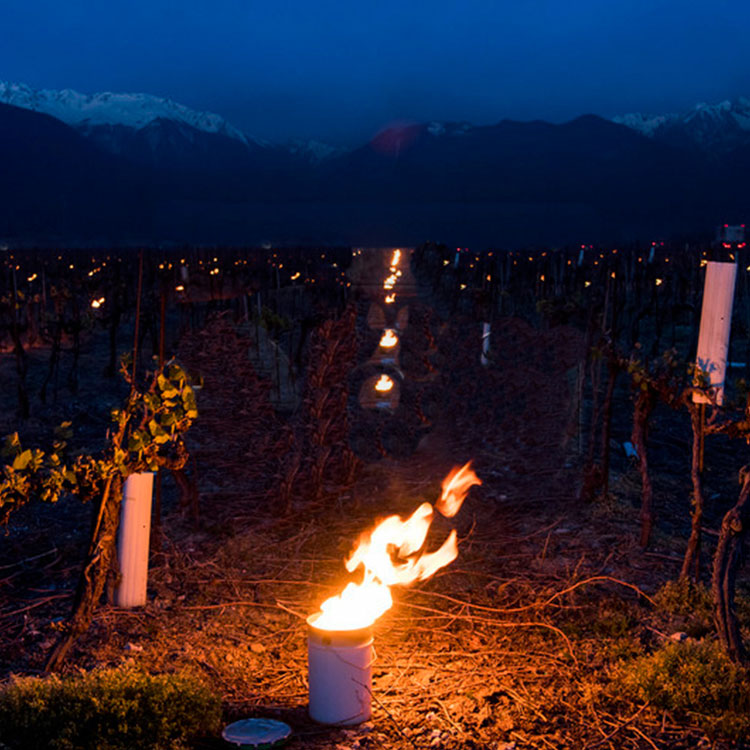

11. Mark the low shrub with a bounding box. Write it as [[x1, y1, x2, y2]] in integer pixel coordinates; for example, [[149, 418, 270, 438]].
[[0, 666, 221, 750], [613, 639, 750, 740], [653, 578, 711, 619]]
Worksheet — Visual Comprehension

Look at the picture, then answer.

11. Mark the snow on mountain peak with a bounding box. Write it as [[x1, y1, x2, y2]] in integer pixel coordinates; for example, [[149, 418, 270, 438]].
[[0, 81, 263, 146], [614, 98, 750, 147], [427, 121, 473, 137], [612, 111, 676, 137], [286, 138, 347, 162]]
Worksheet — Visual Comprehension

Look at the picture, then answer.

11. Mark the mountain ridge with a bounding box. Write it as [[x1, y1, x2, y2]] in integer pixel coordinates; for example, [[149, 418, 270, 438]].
[[614, 98, 750, 151], [0, 84, 747, 247], [5, 79, 750, 157]]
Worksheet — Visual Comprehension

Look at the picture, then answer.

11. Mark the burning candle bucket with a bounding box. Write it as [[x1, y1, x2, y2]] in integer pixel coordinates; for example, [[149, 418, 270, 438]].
[[307, 614, 374, 725]]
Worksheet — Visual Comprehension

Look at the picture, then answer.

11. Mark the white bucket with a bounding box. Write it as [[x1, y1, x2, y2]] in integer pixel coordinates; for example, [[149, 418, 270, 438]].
[[307, 615, 374, 725]]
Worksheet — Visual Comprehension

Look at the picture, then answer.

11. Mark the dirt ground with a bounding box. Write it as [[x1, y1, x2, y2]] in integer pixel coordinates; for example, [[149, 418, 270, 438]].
[[1, 251, 748, 749]]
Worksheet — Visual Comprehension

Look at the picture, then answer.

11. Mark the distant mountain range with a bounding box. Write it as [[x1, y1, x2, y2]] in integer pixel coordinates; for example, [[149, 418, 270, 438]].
[[1, 82, 748, 247], [615, 99, 750, 153]]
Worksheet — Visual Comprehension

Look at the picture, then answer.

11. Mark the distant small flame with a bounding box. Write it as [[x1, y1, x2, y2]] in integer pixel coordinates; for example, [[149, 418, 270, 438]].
[[90, 296, 105, 309], [379, 329, 398, 349], [311, 462, 481, 631], [375, 374, 394, 392], [385, 294, 396, 304], [175, 285, 185, 292]]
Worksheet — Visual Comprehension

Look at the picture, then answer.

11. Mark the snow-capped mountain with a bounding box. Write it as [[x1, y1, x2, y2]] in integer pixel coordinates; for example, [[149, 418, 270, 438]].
[[0, 81, 350, 172], [3, 83, 749, 245], [286, 138, 348, 163], [426, 121, 474, 137], [614, 98, 750, 152], [0, 81, 263, 146], [0, 81, 286, 172]]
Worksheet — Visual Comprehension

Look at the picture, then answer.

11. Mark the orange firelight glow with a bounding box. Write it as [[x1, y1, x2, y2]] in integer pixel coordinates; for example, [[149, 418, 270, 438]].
[[311, 462, 481, 631]]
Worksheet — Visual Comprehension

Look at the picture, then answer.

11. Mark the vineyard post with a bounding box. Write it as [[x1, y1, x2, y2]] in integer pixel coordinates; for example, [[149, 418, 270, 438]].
[[681, 399, 706, 579], [9, 264, 29, 419], [632, 385, 656, 547], [599, 275, 621, 500], [39, 288, 63, 404], [41, 265, 47, 313], [151, 282, 167, 554], [67, 284, 81, 395], [132, 249, 144, 384], [600, 351, 619, 499]]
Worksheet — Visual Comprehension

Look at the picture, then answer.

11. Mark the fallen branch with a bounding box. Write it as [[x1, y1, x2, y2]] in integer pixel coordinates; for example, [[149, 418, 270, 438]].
[[584, 701, 650, 749]]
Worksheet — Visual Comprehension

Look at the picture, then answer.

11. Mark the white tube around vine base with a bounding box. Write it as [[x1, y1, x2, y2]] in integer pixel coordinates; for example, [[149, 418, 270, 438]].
[[114, 472, 154, 608], [694, 261, 737, 406], [307, 615, 373, 725]]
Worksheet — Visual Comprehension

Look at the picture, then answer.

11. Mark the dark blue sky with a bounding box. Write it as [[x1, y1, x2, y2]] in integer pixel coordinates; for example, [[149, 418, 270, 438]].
[[3, 0, 750, 145]]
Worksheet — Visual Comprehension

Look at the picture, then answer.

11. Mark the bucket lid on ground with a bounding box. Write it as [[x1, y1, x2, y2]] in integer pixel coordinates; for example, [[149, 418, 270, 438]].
[[222, 718, 292, 748]]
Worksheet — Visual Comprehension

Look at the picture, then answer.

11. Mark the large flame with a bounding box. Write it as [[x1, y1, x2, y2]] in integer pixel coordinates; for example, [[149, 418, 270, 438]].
[[311, 462, 481, 631]]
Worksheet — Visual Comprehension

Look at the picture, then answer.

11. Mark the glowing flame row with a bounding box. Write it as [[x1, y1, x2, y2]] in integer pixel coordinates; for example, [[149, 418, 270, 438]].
[[311, 462, 482, 631], [384, 249, 402, 303]]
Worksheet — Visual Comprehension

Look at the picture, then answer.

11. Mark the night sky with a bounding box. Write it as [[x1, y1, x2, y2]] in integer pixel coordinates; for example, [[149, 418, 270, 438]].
[[3, 0, 750, 145]]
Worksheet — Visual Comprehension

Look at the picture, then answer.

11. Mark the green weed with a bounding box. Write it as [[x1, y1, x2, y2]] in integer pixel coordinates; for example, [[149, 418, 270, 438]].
[[613, 639, 750, 740], [0, 666, 220, 750]]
